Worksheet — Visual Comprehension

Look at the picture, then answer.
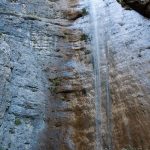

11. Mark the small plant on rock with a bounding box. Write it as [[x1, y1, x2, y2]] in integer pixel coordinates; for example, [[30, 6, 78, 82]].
[[80, 34, 90, 42], [82, 8, 89, 16], [15, 118, 22, 126], [50, 78, 62, 86]]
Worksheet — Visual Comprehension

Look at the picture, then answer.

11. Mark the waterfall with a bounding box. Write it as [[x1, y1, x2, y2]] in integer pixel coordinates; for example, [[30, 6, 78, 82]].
[[89, 0, 102, 150], [89, 0, 113, 149]]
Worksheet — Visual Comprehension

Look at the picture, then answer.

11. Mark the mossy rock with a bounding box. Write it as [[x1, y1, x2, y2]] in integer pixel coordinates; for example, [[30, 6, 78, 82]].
[[123, 145, 137, 150], [80, 34, 90, 42], [15, 118, 22, 126], [81, 8, 89, 16], [49, 78, 62, 86], [49, 86, 57, 93]]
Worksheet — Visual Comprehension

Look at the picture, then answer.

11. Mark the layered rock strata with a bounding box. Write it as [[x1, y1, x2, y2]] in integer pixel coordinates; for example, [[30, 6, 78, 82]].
[[0, 0, 96, 150], [0, 0, 150, 150]]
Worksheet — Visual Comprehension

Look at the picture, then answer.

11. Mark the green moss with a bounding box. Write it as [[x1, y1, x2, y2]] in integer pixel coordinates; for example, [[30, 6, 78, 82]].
[[15, 118, 22, 126], [80, 34, 90, 42], [50, 78, 62, 86], [124, 145, 137, 150], [50, 86, 57, 93], [82, 8, 89, 16]]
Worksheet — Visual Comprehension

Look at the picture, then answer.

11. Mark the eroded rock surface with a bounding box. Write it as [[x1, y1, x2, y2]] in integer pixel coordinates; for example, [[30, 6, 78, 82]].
[[0, 0, 150, 150], [0, 0, 96, 150], [96, 0, 150, 149]]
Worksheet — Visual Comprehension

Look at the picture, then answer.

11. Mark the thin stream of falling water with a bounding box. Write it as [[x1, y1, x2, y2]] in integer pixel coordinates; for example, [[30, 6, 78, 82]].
[[89, 0, 102, 150], [103, 1, 114, 149], [105, 40, 113, 150]]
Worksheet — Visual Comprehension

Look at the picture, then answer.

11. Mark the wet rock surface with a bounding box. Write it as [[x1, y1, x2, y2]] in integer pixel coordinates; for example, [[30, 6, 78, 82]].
[[0, 0, 150, 150], [0, 0, 96, 150], [97, 0, 150, 149]]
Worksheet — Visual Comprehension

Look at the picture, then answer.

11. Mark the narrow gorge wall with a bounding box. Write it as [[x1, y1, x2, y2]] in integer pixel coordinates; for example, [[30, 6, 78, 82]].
[[0, 0, 150, 150], [99, 0, 150, 149], [0, 0, 96, 149]]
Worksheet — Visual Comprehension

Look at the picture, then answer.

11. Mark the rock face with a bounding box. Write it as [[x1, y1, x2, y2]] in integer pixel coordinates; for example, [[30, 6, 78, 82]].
[[97, 0, 150, 149], [0, 0, 96, 149], [0, 0, 150, 150]]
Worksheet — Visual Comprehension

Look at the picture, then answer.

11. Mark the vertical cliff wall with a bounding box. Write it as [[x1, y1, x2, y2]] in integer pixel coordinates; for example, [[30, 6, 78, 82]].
[[96, 0, 150, 149], [0, 0, 150, 150], [0, 0, 96, 149]]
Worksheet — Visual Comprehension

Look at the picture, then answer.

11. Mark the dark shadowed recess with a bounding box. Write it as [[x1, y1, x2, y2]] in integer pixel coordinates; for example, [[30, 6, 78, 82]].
[[117, 0, 150, 18]]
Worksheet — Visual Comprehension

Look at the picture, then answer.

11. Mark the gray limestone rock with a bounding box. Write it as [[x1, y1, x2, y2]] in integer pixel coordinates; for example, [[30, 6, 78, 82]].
[[0, 0, 150, 150]]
